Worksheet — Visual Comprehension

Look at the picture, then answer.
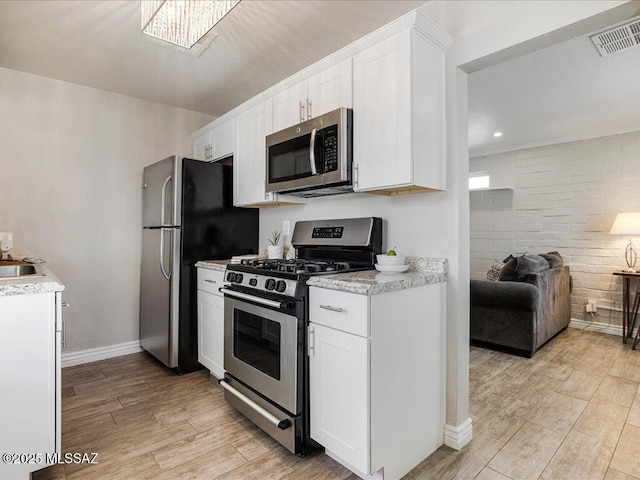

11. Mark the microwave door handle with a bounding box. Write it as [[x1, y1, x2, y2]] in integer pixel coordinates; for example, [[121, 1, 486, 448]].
[[309, 128, 318, 176]]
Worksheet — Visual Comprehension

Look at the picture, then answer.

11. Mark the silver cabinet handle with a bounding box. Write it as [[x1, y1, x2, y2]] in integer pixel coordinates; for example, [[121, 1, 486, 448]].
[[353, 163, 359, 188], [61, 302, 70, 307], [204, 279, 217, 284], [299, 101, 305, 124], [219, 379, 291, 430], [307, 98, 312, 119], [319, 304, 345, 313], [309, 128, 318, 176], [308, 325, 315, 356]]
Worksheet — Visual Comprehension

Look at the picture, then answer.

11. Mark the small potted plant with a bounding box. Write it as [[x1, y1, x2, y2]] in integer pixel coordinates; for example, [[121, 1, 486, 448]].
[[267, 230, 283, 259]]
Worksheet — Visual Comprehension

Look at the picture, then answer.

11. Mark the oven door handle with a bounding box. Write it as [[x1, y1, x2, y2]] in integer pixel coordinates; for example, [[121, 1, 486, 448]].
[[219, 379, 292, 430], [219, 287, 288, 309]]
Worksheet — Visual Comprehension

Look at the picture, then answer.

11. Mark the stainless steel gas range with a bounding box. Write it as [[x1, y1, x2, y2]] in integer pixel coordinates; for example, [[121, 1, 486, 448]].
[[218, 217, 382, 455]]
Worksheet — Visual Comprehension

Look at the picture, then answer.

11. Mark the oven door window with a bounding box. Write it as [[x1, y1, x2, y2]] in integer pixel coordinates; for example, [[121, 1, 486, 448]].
[[233, 310, 281, 380]]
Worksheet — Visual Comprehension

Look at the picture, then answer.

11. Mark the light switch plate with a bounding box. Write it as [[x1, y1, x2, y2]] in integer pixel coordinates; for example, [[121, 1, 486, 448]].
[[0, 232, 13, 252], [283, 221, 290, 236]]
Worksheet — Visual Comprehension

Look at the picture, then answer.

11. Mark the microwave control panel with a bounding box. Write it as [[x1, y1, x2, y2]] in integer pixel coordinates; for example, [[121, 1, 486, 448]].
[[323, 125, 339, 172]]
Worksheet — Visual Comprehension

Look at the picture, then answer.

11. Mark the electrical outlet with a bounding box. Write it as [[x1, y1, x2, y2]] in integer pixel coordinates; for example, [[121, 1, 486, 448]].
[[0, 232, 13, 253], [283, 220, 290, 236], [587, 300, 597, 313]]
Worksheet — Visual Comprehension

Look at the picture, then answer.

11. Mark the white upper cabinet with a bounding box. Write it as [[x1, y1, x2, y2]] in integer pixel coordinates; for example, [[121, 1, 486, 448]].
[[192, 129, 212, 161], [234, 101, 271, 207], [353, 25, 449, 195], [272, 59, 353, 132], [211, 120, 235, 161], [234, 100, 306, 207], [193, 120, 235, 162]]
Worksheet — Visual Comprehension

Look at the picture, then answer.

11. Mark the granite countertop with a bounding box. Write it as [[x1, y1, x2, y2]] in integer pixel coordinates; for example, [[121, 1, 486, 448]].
[[307, 257, 448, 296], [195, 260, 230, 272], [0, 264, 65, 297]]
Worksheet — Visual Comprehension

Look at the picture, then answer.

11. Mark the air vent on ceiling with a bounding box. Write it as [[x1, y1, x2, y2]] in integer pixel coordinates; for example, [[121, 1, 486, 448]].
[[590, 17, 640, 56]]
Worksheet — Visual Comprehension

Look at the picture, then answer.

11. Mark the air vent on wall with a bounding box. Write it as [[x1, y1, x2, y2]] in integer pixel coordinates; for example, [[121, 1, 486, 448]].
[[590, 17, 640, 56]]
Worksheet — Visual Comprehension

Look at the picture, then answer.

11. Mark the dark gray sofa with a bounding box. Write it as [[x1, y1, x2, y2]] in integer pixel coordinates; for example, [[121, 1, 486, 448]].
[[470, 265, 571, 357]]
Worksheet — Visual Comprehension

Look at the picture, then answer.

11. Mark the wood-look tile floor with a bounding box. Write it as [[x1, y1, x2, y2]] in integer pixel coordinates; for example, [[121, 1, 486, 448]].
[[32, 327, 640, 480]]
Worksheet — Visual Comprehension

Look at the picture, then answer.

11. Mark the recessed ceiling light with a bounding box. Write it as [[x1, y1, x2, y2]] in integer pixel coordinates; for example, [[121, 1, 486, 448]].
[[493, 132, 503, 138]]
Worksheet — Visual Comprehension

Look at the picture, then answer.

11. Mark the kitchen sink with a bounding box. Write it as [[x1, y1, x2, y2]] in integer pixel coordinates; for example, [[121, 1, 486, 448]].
[[0, 264, 44, 278]]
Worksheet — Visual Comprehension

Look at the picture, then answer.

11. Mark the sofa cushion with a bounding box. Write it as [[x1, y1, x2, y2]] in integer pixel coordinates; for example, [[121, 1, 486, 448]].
[[540, 251, 564, 268], [486, 261, 505, 281], [499, 254, 549, 281]]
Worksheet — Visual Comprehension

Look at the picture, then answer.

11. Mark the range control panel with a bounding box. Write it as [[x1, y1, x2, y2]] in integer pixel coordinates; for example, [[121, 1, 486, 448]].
[[311, 226, 343, 239]]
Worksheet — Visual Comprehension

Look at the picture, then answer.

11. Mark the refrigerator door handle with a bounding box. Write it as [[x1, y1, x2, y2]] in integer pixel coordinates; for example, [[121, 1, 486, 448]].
[[161, 174, 172, 226], [159, 228, 171, 280]]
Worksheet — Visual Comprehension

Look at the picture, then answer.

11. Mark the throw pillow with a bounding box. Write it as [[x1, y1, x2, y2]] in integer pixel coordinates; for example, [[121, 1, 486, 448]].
[[540, 251, 564, 268], [486, 261, 505, 281], [499, 254, 549, 281], [499, 256, 518, 280]]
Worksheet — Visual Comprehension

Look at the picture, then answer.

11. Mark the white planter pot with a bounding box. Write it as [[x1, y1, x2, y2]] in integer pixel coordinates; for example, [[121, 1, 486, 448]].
[[267, 245, 283, 259]]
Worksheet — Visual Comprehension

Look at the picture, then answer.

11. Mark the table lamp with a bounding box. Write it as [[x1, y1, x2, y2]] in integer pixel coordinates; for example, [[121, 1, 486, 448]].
[[610, 212, 640, 272]]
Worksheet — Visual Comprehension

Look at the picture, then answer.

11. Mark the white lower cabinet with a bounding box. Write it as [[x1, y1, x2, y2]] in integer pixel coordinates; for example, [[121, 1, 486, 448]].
[[309, 283, 445, 480], [0, 291, 62, 480], [309, 322, 369, 474], [197, 268, 225, 378]]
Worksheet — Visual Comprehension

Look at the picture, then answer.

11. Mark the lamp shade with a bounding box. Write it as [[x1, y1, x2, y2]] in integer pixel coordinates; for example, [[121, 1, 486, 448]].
[[610, 213, 640, 235]]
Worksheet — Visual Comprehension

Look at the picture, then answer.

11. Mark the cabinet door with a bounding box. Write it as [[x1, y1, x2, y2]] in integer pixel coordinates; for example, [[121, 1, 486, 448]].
[[309, 323, 369, 474], [234, 101, 273, 206], [0, 293, 56, 480], [212, 120, 235, 161], [197, 290, 225, 379], [272, 80, 307, 132], [307, 58, 353, 119], [353, 30, 412, 191], [193, 130, 212, 161]]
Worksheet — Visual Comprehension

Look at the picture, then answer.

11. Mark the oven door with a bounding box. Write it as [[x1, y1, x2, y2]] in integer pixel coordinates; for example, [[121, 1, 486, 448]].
[[223, 295, 302, 415]]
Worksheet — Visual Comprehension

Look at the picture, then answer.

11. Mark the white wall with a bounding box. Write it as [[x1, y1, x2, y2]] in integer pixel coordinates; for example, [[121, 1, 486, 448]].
[[470, 130, 640, 326], [0, 67, 212, 353]]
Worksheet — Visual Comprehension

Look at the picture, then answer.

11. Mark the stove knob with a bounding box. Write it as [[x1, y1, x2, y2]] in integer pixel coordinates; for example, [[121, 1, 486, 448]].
[[235, 273, 244, 283], [249, 278, 257, 287], [275, 280, 287, 293], [226, 272, 236, 282], [265, 279, 276, 291]]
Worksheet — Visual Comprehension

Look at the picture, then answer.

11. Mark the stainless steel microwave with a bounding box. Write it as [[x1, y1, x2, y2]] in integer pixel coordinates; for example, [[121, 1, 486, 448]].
[[265, 107, 352, 198]]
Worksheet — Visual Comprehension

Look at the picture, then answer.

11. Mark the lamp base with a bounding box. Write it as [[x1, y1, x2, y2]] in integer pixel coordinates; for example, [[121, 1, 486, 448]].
[[625, 240, 637, 272]]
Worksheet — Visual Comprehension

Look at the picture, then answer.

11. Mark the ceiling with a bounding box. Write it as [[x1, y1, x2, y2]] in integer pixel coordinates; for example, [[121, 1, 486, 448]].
[[3, 1, 639, 157], [0, 0, 425, 117], [469, 15, 640, 157]]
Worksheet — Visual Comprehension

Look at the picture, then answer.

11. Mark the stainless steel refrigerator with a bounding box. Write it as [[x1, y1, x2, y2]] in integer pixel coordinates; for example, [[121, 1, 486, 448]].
[[140, 155, 258, 374]]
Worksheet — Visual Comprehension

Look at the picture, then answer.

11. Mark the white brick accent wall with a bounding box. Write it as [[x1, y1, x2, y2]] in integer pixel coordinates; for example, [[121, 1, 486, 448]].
[[470, 131, 640, 327]]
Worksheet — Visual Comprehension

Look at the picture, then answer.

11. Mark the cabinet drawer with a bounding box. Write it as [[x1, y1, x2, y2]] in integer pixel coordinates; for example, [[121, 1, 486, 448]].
[[197, 268, 225, 296], [309, 287, 369, 337]]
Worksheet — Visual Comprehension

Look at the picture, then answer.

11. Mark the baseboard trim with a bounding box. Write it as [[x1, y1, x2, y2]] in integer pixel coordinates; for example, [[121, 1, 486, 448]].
[[62, 341, 143, 368], [568, 318, 634, 338], [444, 418, 473, 450]]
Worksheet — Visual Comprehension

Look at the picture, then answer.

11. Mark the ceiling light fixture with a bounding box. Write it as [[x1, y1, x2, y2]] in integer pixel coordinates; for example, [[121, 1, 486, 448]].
[[493, 132, 503, 138], [141, 0, 240, 50]]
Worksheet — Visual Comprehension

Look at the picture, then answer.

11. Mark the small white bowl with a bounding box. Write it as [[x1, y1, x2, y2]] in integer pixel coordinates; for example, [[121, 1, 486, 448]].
[[376, 254, 406, 266], [375, 263, 410, 274]]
